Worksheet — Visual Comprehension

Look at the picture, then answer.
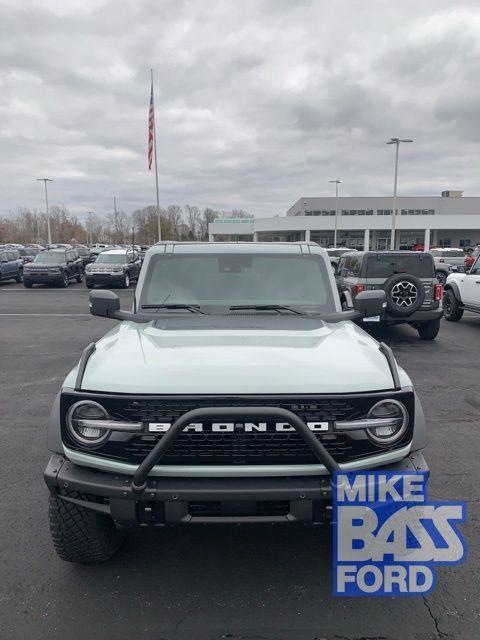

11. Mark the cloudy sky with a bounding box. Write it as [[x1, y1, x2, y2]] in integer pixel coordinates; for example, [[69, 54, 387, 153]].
[[1, 0, 479, 221]]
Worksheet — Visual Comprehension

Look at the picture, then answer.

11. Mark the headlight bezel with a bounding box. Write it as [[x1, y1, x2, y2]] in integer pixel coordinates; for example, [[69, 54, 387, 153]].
[[66, 399, 110, 447], [365, 398, 408, 445]]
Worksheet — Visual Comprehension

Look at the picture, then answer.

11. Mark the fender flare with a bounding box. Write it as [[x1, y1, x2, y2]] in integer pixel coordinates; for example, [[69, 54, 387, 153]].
[[411, 391, 427, 451], [47, 391, 64, 453], [434, 263, 450, 275], [444, 280, 462, 303]]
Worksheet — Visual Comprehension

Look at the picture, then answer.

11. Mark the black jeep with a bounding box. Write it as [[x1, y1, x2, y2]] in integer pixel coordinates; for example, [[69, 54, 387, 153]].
[[335, 250, 443, 340]]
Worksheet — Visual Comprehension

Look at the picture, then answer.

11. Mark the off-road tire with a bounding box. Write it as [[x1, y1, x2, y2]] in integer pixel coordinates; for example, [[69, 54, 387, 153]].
[[86, 281, 94, 289], [384, 273, 425, 317], [417, 318, 441, 340], [15, 269, 23, 283], [75, 269, 84, 283], [59, 272, 69, 288], [48, 492, 125, 563], [122, 272, 130, 289], [23, 281, 33, 288], [443, 289, 464, 322], [435, 270, 447, 285]]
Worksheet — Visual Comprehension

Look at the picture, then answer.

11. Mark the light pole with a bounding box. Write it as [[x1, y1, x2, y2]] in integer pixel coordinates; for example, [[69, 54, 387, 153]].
[[87, 211, 95, 246], [386, 138, 413, 250], [37, 178, 53, 244], [329, 179, 342, 247]]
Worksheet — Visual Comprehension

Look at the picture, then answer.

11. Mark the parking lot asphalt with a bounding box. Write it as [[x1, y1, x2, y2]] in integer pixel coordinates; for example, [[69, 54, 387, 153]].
[[0, 280, 479, 640]]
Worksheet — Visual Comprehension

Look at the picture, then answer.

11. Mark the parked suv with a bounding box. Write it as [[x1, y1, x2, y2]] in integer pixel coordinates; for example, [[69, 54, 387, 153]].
[[335, 250, 443, 339], [443, 255, 480, 321], [85, 248, 141, 288], [0, 248, 24, 283], [44, 242, 428, 563], [430, 248, 467, 284], [23, 248, 84, 288]]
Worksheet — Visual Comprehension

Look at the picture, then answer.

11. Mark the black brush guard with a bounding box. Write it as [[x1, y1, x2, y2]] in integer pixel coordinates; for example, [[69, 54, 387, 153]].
[[131, 406, 342, 494]]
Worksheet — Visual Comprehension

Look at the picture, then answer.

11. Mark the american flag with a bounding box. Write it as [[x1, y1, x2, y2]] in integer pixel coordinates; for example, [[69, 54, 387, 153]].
[[147, 81, 154, 170]]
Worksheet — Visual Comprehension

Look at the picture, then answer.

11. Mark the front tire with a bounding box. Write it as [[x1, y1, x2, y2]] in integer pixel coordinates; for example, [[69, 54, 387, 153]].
[[417, 319, 441, 340], [122, 272, 130, 288], [75, 269, 84, 283], [443, 289, 464, 322], [15, 270, 23, 283], [85, 281, 94, 289], [59, 272, 69, 288], [435, 270, 447, 285], [48, 492, 126, 563], [23, 281, 33, 288]]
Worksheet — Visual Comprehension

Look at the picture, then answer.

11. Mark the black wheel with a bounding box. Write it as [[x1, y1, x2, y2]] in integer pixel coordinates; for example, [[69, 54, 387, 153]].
[[48, 492, 126, 563], [341, 299, 349, 311], [417, 319, 441, 340], [86, 281, 94, 289], [443, 289, 464, 322], [122, 272, 130, 288], [435, 270, 447, 285], [23, 281, 33, 288], [15, 269, 23, 283], [75, 269, 84, 283], [384, 273, 425, 317], [59, 272, 69, 288]]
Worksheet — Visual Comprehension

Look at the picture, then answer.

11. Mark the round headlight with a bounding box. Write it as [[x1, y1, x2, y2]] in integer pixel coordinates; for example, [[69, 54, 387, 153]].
[[366, 399, 408, 445], [66, 400, 110, 446]]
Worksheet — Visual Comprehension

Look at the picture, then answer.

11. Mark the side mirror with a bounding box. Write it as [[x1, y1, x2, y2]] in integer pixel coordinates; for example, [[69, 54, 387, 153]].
[[89, 290, 123, 319], [353, 290, 386, 319]]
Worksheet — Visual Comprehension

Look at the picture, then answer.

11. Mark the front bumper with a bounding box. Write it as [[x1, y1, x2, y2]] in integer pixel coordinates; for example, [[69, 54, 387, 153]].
[[85, 273, 125, 285], [23, 272, 63, 284], [44, 451, 428, 525]]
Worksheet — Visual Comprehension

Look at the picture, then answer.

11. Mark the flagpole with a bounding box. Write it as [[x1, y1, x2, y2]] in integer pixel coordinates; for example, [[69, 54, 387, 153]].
[[151, 68, 162, 242]]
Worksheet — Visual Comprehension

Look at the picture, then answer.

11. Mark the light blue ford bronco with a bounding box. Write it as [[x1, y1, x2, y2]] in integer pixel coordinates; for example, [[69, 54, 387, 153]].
[[44, 242, 428, 562]]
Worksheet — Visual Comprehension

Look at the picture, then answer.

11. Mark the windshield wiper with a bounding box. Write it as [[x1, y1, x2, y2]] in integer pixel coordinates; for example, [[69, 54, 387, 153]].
[[140, 304, 206, 314], [228, 304, 307, 315]]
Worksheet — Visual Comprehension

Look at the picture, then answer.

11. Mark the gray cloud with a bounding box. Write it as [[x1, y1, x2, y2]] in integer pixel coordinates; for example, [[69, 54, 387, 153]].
[[0, 0, 479, 220]]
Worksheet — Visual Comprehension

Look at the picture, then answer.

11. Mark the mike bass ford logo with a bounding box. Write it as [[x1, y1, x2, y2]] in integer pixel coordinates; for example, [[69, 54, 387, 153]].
[[333, 471, 467, 596]]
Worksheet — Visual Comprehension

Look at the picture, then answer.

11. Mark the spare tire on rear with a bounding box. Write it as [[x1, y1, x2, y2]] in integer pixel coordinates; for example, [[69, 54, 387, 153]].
[[384, 273, 425, 317]]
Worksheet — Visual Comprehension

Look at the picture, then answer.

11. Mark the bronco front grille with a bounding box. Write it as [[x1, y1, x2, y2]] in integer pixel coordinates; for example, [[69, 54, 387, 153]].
[[61, 391, 415, 466]]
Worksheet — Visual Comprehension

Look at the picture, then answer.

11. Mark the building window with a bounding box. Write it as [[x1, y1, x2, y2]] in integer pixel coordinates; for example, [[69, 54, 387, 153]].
[[401, 209, 407, 215], [358, 210, 365, 215], [366, 210, 373, 215], [349, 210, 357, 215], [460, 239, 472, 248], [428, 209, 435, 215], [341, 210, 349, 215]]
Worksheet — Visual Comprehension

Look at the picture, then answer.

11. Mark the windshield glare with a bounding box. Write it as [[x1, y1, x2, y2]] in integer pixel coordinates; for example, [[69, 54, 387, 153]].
[[96, 253, 127, 264], [141, 253, 335, 311], [34, 251, 65, 264]]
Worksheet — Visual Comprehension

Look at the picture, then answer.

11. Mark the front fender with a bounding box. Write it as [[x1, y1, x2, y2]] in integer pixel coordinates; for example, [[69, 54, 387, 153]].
[[444, 279, 462, 302]]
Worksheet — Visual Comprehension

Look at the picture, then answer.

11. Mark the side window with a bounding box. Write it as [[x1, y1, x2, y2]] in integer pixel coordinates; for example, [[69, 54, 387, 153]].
[[350, 257, 361, 277], [337, 258, 345, 276], [6, 251, 14, 261], [343, 256, 353, 277], [470, 259, 480, 275], [0, 252, 7, 263]]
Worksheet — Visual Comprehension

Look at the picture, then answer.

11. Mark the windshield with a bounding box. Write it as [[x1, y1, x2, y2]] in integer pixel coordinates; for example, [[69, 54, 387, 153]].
[[95, 253, 127, 264], [34, 251, 65, 264], [140, 253, 335, 312], [366, 254, 433, 278], [432, 250, 464, 258]]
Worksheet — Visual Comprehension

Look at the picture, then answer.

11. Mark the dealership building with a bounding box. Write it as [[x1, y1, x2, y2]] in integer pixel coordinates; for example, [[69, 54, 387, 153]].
[[208, 191, 480, 250]]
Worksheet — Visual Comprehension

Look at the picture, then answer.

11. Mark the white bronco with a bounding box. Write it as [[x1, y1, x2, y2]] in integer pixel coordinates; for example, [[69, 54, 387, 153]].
[[443, 255, 480, 321]]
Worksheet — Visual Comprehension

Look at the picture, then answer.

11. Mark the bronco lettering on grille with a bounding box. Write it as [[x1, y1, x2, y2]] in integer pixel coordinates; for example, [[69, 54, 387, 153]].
[[148, 421, 329, 433]]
